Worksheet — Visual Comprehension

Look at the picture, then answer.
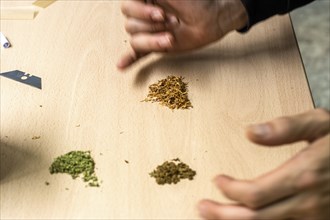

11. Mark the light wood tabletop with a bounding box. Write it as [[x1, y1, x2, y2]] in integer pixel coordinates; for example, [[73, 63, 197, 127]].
[[0, 1, 314, 219]]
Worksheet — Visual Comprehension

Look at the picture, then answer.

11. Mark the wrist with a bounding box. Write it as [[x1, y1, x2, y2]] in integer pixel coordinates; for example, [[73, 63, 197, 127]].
[[216, 0, 248, 35], [231, 0, 249, 30]]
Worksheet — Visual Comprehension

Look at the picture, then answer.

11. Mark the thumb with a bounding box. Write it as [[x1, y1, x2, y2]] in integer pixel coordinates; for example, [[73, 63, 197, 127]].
[[246, 108, 330, 146]]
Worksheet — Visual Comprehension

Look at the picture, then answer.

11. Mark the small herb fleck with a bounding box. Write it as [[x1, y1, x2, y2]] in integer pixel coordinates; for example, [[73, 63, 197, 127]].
[[65, 188, 69, 190], [142, 75, 193, 110], [32, 136, 41, 140], [39, 105, 42, 107], [125, 160, 129, 164], [149, 158, 196, 185], [49, 151, 100, 187], [45, 181, 50, 186]]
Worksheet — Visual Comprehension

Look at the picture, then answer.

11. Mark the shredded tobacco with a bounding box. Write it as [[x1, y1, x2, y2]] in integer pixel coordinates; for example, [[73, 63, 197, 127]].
[[149, 158, 196, 185], [142, 75, 193, 110], [49, 151, 100, 187]]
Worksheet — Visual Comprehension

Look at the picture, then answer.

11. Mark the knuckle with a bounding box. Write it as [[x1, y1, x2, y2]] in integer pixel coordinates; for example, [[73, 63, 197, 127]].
[[244, 186, 263, 208], [151, 24, 160, 32], [295, 171, 319, 190], [301, 196, 320, 212], [151, 23, 164, 32]]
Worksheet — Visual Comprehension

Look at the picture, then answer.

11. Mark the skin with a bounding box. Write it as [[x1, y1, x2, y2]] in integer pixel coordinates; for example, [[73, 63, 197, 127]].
[[198, 109, 330, 220], [117, 0, 248, 69], [118, 1, 330, 219]]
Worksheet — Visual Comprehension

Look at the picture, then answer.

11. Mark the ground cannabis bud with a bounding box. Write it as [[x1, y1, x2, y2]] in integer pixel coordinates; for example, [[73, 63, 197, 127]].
[[149, 158, 196, 185], [49, 151, 100, 187], [142, 75, 193, 110]]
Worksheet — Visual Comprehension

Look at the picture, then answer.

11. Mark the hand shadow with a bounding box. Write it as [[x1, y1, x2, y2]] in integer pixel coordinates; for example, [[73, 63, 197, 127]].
[[0, 141, 43, 185], [133, 24, 295, 87]]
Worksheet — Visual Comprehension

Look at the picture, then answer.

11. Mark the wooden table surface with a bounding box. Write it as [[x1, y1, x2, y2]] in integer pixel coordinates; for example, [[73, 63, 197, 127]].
[[0, 1, 314, 219]]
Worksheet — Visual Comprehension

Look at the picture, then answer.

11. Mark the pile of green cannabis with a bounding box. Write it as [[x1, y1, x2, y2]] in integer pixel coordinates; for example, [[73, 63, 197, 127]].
[[149, 158, 196, 185], [49, 151, 100, 187], [142, 75, 193, 110]]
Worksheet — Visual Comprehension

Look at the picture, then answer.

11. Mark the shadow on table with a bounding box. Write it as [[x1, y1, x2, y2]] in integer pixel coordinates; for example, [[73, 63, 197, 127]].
[[0, 141, 43, 184], [133, 27, 295, 87]]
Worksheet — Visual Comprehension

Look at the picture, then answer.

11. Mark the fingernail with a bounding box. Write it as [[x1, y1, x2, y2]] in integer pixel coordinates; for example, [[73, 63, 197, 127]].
[[158, 36, 172, 48], [197, 202, 207, 217], [151, 11, 164, 21], [249, 123, 271, 138]]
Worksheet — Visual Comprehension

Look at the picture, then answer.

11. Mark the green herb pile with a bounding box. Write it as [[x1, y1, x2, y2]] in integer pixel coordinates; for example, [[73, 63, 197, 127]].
[[142, 75, 193, 110], [49, 151, 100, 187], [149, 158, 196, 185]]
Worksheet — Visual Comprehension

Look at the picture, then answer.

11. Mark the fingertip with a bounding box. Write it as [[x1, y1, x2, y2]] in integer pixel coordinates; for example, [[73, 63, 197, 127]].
[[213, 175, 235, 191], [150, 10, 165, 22], [197, 200, 220, 219], [116, 58, 130, 70], [197, 199, 208, 210], [246, 123, 276, 145], [197, 200, 208, 219]]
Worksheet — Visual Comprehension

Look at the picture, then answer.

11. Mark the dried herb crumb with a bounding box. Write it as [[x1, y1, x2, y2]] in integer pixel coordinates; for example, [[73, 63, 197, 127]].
[[39, 105, 42, 107], [142, 75, 193, 110], [149, 158, 196, 185], [125, 160, 129, 164], [32, 136, 41, 140], [49, 151, 100, 187], [45, 181, 50, 186]]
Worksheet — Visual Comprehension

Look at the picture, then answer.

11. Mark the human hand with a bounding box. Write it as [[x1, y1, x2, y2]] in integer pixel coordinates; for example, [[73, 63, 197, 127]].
[[198, 108, 330, 220], [117, 0, 248, 69]]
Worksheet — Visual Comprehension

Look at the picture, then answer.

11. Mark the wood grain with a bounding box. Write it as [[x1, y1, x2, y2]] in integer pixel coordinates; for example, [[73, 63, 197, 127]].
[[0, 1, 314, 219]]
